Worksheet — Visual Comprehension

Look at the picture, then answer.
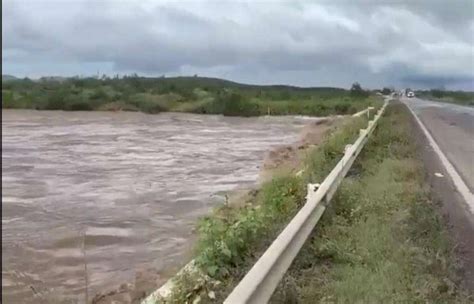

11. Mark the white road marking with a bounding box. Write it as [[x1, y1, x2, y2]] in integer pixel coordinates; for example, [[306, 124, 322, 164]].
[[404, 100, 474, 214]]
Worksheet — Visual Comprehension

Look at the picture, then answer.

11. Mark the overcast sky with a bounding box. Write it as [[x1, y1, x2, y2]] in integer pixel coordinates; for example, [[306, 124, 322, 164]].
[[3, 0, 474, 89]]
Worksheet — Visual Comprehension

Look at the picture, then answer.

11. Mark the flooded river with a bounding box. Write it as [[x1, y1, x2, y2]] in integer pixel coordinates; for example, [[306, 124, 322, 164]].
[[2, 110, 315, 303]]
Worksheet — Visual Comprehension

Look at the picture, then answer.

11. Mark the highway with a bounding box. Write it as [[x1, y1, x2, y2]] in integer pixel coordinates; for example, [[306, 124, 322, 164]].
[[402, 96, 474, 289], [402, 97, 474, 196]]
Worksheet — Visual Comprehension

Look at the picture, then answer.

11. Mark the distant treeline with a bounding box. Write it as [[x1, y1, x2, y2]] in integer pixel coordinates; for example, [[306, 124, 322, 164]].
[[2, 75, 378, 116], [415, 89, 474, 106]]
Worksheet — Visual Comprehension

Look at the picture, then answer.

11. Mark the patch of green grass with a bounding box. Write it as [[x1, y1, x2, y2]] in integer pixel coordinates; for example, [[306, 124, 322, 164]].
[[271, 103, 471, 303]]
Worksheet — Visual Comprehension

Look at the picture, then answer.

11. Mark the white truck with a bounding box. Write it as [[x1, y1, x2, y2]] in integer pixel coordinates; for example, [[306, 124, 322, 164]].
[[405, 89, 415, 98]]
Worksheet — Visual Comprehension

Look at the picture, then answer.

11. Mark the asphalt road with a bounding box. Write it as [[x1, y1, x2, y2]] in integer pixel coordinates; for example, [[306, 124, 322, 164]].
[[402, 97, 474, 290], [402, 97, 474, 194]]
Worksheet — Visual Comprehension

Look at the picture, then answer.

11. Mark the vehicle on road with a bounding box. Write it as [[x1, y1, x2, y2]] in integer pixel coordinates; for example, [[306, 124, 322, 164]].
[[407, 91, 415, 98]]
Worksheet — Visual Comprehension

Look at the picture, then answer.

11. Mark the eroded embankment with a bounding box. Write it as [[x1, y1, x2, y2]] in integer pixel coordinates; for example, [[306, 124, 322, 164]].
[[145, 114, 369, 303], [259, 117, 338, 183]]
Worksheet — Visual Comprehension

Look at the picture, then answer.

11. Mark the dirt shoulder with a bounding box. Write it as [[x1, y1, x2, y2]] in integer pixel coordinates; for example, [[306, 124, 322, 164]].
[[258, 117, 340, 183]]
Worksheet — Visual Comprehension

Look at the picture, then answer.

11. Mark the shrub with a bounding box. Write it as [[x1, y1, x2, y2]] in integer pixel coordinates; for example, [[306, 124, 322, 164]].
[[334, 103, 350, 114], [195, 175, 305, 279], [45, 93, 65, 110], [2, 90, 16, 108], [350, 82, 369, 98], [219, 92, 260, 117]]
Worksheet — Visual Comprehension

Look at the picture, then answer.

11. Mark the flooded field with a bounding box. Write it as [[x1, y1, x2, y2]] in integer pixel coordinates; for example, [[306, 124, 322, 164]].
[[1, 110, 317, 303]]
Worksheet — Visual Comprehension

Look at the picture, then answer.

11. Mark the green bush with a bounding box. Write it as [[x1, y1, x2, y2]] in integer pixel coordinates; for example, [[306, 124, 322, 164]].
[[219, 92, 260, 117], [2, 90, 16, 108], [45, 92, 66, 110], [195, 176, 305, 279]]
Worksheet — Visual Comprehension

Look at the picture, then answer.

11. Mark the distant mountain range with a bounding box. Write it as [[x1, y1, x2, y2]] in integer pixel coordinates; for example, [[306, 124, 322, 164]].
[[2, 75, 18, 81], [2, 75, 69, 82]]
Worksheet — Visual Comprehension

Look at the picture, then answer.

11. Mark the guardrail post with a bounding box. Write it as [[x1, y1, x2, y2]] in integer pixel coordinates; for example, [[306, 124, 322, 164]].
[[367, 106, 374, 120]]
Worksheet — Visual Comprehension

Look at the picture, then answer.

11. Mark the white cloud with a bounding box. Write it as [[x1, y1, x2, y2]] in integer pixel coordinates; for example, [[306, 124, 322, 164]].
[[2, 0, 473, 88]]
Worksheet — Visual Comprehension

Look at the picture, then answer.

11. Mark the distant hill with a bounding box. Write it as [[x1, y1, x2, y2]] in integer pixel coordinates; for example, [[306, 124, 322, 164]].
[[39, 76, 68, 82], [126, 76, 346, 92], [2, 75, 18, 81], [3, 74, 346, 92]]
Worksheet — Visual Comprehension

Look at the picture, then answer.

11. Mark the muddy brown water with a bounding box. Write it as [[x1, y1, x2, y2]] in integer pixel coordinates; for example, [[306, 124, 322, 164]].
[[2, 109, 321, 304]]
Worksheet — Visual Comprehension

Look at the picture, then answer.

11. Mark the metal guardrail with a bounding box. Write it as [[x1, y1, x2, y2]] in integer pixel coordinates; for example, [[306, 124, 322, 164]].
[[224, 100, 389, 304]]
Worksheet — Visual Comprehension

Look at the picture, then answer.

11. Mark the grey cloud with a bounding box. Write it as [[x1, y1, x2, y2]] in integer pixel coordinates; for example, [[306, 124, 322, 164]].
[[2, 0, 473, 89]]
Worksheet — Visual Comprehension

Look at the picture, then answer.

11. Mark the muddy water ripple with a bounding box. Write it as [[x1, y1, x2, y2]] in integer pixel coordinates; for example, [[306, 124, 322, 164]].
[[2, 110, 318, 303]]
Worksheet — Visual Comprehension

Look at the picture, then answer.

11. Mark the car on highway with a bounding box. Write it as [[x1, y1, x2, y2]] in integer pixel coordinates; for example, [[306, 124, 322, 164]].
[[407, 91, 415, 98]]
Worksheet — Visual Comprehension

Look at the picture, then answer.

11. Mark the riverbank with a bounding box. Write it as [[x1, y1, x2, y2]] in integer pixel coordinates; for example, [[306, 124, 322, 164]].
[[1, 92, 377, 117]]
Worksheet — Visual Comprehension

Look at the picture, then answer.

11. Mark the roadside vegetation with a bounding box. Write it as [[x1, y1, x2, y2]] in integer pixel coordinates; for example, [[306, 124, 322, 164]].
[[2, 75, 377, 116], [271, 103, 471, 303], [416, 89, 474, 106]]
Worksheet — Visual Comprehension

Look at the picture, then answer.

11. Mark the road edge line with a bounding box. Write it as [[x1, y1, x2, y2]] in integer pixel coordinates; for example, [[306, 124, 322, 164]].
[[403, 101, 474, 214]]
